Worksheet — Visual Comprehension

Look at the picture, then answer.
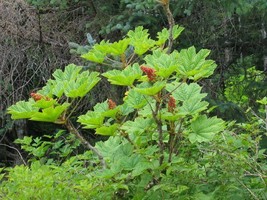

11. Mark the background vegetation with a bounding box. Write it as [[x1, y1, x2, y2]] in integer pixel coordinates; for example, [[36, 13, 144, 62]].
[[0, 0, 266, 199]]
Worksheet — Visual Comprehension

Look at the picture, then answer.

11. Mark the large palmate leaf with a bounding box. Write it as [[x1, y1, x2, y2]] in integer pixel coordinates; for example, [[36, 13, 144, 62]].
[[179, 100, 209, 116], [134, 81, 166, 96], [95, 136, 122, 159], [188, 115, 225, 143], [124, 89, 148, 109], [81, 49, 106, 63], [53, 64, 82, 81], [102, 63, 142, 86], [144, 50, 179, 78], [172, 25, 185, 40], [176, 46, 217, 80], [156, 28, 169, 46], [34, 98, 57, 109], [156, 25, 184, 46], [166, 82, 207, 102], [78, 100, 120, 129], [40, 64, 100, 98], [93, 101, 119, 118], [96, 123, 119, 136], [121, 117, 154, 135], [64, 71, 100, 98], [7, 101, 39, 119], [127, 26, 155, 55], [107, 38, 130, 55], [30, 103, 70, 123], [166, 82, 208, 116], [77, 111, 105, 129]]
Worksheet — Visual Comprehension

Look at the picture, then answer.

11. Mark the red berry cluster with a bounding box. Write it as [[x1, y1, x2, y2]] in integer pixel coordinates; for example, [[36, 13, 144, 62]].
[[30, 93, 50, 101], [108, 99, 117, 110], [168, 96, 176, 112], [140, 65, 157, 81]]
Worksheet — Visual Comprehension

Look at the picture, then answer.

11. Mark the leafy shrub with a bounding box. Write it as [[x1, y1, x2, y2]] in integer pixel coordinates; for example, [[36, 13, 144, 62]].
[[2, 25, 267, 199]]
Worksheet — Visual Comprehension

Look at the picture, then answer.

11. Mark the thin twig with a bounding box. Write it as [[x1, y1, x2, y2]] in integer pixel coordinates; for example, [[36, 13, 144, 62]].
[[237, 178, 259, 200], [65, 120, 106, 169], [0, 143, 27, 165]]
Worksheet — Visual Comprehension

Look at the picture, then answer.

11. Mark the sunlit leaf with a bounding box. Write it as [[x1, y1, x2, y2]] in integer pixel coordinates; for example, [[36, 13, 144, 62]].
[[30, 103, 70, 122], [124, 89, 148, 109], [134, 81, 166, 96], [102, 63, 142, 86], [144, 50, 179, 78], [77, 111, 104, 129], [256, 97, 267, 105], [108, 38, 130, 55], [64, 71, 100, 98], [7, 101, 39, 119], [96, 123, 119, 136], [172, 25, 184, 40], [127, 26, 155, 55], [156, 28, 169, 45], [81, 49, 106, 63], [53, 64, 81, 81], [34, 98, 57, 109]]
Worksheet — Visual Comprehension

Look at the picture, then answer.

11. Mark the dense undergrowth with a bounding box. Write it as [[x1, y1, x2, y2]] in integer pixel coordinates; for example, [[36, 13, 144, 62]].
[[2, 21, 267, 199], [0, 0, 266, 199]]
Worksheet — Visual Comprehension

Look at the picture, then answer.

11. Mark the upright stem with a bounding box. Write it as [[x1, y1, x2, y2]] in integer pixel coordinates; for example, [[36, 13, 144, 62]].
[[65, 120, 106, 169], [153, 99, 164, 165], [160, 0, 175, 54]]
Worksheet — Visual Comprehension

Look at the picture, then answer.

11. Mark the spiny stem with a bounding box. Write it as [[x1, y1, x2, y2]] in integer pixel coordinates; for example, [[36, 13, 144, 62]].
[[167, 121, 175, 162], [144, 94, 164, 165], [174, 118, 184, 155], [154, 99, 164, 165], [65, 120, 106, 169]]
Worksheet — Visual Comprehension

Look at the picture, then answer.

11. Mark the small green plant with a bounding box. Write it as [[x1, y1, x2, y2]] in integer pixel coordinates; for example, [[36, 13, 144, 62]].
[[3, 25, 266, 199], [14, 130, 80, 165]]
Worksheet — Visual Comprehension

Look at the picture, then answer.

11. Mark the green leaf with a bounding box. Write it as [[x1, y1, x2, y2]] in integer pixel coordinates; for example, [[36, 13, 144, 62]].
[[53, 64, 82, 81], [96, 123, 119, 136], [127, 26, 155, 55], [134, 81, 166, 96], [121, 117, 154, 135], [166, 82, 207, 102], [81, 48, 106, 63], [93, 101, 119, 118], [124, 89, 148, 109], [176, 46, 217, 80], [189, 115, 225, 143], [34, 98, 57, 109], [77, 111, 104, 129], [166, 82, 208, 116], [179, 100, 209, 116], [108, 38, 130, 55], [95, 136, 122, 159], [161, 110, 183, 121], [156, 25, 184, 46], [156, 28, 169, 45], [30, 103, 70, 122], [144, 50, 179, 78], [257, 97, 267, 105], [172, 25, 184, 40], [102, 63, 142, 86], [64, 71, 100, 98], [7, 101, 39, 119], [40, 64, 100, 98]]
